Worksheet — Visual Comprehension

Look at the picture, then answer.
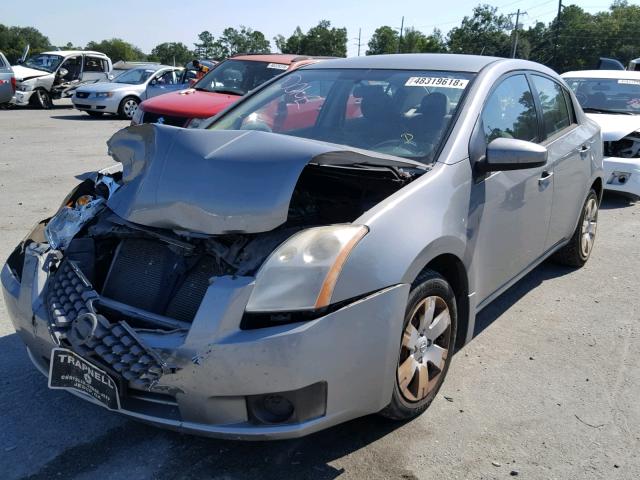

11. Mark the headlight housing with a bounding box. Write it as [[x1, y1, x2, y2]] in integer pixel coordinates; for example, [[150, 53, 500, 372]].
[[245, 225, 368, 312], [18, 83, 34, 92], [95, 92, 114, 98]]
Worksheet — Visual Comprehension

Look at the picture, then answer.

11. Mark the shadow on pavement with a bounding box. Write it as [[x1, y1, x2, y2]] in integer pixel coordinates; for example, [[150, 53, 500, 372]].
[[50, 114, 125, 121], [0, 331, 405, 480], [600, 191, 637, 209]]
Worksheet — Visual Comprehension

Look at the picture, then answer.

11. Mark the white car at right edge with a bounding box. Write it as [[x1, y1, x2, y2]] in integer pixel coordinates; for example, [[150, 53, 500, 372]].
[[563, 70, 640, 199]]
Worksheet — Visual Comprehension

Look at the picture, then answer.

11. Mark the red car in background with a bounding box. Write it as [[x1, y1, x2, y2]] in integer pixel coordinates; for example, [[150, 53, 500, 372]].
[[132, 53, 330, 128]]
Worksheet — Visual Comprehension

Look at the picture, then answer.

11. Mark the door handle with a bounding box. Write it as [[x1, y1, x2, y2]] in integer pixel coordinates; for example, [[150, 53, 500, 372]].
[[538, 171, 554, 185], [580, 144, 591, 154]]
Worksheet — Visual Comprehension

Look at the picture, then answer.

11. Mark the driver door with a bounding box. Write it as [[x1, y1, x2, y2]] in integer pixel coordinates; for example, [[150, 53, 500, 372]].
[[472, 73, 554, 305]]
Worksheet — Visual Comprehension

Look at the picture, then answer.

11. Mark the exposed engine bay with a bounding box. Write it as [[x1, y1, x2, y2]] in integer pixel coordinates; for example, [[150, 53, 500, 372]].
[[604, 132, 640, 159]]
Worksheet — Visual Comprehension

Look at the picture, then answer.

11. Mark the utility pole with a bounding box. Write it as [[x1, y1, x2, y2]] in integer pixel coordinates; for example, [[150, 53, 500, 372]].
[[354, 28, 363, 56], [509, 9, 527, 58], [397, 16, 404, 53], [553, 0, 563, 69]]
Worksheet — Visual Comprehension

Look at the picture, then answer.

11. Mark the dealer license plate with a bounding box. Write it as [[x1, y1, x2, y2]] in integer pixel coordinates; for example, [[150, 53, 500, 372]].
[[48, 348, 120, 410]]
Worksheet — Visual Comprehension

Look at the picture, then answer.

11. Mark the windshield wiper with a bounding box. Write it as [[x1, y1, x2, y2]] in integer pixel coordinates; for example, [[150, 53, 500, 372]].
[[211, 88, 244, 96], [583, 107, 634, 115]]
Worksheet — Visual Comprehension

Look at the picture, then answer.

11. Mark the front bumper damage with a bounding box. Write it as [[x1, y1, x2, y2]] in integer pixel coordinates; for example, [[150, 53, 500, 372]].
[[2, 238, 408, 439], [13, 89, 35, 106], [603, 156, 640, 198]]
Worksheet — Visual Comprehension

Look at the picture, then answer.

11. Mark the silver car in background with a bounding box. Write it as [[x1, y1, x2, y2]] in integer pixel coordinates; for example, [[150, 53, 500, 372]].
[[2, 54, 603, 439], [0, 52, 15, 105], [72, 65, 183, 119]]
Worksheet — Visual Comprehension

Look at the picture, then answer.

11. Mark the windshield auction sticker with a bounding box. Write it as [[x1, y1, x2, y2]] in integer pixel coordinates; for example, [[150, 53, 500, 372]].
[[267, 63, 288, 70], [405, 77, 469, 88], [618, 79, 640, 86]]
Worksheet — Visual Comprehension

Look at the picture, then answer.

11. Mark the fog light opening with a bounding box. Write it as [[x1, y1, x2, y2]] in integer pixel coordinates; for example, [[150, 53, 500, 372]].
[[246, 382, 327, 426]]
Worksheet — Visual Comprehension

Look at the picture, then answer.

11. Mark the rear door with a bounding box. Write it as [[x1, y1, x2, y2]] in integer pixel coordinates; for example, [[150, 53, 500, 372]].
[[529, 74, 592, 249], [473, 73, 554, 304]]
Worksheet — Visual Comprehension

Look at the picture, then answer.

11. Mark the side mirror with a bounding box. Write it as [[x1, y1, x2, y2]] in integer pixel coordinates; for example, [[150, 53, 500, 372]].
[[477, 137, 547, 174], [149, 79, 158, 86]]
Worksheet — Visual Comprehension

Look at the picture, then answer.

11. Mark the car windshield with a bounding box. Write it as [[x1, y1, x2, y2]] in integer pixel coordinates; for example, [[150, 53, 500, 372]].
[[209, 68, 474, 162], [195, 59, 290, 96], [23, 54, 63, 73], [566, 77, 640, 114], [113, 68, 158, 85]]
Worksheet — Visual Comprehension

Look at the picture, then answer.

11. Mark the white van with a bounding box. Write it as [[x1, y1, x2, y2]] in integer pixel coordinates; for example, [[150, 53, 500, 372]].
[[12, 50, 112, 108]]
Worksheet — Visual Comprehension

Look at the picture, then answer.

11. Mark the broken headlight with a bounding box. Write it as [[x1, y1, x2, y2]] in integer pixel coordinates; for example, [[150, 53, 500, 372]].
[[245, 225, 368, 312], [44, 196, 105, 250], [18, 83, 34, 92]]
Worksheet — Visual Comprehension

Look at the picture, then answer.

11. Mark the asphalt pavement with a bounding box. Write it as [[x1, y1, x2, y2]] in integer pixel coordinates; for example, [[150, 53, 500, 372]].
[[0, 101, 638, 480]]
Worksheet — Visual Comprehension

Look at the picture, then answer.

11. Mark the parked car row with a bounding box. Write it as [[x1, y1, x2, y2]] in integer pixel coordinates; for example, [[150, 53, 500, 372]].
[[3, 53, 607, 440]]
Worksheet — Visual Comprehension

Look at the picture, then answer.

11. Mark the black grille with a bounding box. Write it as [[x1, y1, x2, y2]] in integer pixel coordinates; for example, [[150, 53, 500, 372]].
[[142, 111, 188, 127], [75, 91, 90, 99], [46, 260, 96, 329], [68, 314, 167, 390]]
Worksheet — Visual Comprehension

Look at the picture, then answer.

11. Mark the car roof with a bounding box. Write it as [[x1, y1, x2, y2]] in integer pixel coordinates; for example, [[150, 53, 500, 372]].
[[562, 70, 640, 79], [41, 50, 108, 57], [301, 53, 503, 72], [230, 53, 327, 65]]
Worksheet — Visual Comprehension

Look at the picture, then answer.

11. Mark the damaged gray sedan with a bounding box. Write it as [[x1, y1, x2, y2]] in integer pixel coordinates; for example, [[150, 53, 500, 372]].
[[2, 54, 603, 439]]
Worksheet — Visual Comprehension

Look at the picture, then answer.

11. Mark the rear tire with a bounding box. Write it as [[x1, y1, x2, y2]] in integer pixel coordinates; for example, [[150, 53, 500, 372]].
[[380, 270, 457, 421], [118, 96, 139, 120], [552, 189, 599, 267]]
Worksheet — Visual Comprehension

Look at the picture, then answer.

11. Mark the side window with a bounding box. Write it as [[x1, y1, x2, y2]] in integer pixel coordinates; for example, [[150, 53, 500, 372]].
[[83, 56, 105, 72], [0, 56, 5, 68], [481, 74, 539, 143], [531, 75, 571, 137]]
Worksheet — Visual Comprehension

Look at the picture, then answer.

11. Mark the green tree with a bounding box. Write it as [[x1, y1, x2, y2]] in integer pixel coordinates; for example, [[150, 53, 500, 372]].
[[447, 4, 512, 57], [194, 31, 219, 59], [366, 26, 398, 55], [400, 28, 447, 53], [0, 24, 51, 63], [278, 21, 347, 57], [149, 42, 193, 65], [85, 38, 146, 62], [301, 20, 347, 56], [276, 27, 305, 54], [217, 26, 271, 57]]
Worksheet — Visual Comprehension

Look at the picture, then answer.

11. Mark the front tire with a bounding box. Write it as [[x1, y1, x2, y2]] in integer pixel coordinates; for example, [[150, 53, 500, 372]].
[[380, 270, 457, 421], [118, 96, 139, 120], [553, 189, 599, 267], [33, 89, 53, 109]]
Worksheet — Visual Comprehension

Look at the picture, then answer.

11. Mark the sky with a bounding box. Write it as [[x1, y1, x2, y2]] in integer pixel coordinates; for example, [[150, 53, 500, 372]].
[[2, 0, 635, 57]]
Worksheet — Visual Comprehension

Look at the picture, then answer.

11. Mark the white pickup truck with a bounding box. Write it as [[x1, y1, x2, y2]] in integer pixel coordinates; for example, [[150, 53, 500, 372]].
[[12, 50, 112, 108]]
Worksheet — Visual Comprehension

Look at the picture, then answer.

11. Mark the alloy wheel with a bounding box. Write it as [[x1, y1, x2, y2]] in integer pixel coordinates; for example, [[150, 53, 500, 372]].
[[122, 99, 138, 119], [580, 197, 598, 258], [397, 296, 452, 402]]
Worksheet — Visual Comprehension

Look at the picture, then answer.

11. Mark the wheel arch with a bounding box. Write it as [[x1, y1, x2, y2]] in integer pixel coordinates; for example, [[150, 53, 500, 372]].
[[591, 176, 603, 203], [413, 253, 470, 351]]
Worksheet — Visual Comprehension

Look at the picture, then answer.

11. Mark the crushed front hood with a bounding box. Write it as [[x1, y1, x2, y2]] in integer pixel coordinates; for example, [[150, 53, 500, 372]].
[[12, 65, 49, 82], [106, 124, 423, 235], [587, 113, 640, 141]]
